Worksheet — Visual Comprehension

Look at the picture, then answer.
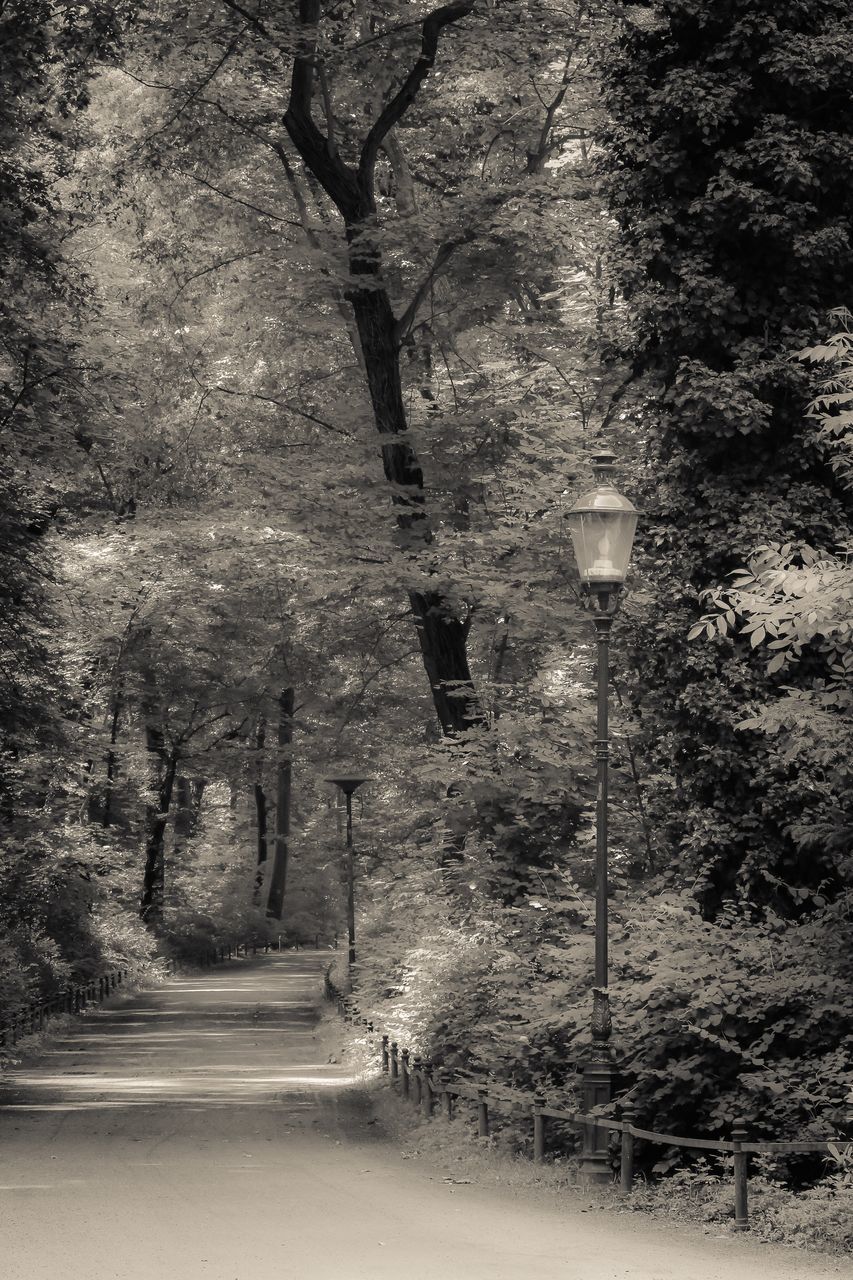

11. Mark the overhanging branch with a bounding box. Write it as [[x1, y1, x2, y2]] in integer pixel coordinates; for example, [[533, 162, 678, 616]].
[[358, 2, 474, 207]]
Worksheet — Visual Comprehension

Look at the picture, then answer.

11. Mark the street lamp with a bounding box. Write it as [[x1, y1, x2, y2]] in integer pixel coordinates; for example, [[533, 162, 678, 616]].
[[565, 447, 638, 1183], [325, 775, 371, 970]]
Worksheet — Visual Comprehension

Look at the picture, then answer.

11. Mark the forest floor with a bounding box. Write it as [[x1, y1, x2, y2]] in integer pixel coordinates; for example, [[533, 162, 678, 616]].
[[0, 951, 849, 1280]]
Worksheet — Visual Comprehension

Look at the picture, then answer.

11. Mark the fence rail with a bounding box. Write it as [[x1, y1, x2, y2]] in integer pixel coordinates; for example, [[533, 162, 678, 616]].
[[336, 995, 849, 1232]]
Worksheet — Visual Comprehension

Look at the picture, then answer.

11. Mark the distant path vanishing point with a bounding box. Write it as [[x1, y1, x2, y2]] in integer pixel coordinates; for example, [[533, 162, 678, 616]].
[[1, 951, 849, 1280]]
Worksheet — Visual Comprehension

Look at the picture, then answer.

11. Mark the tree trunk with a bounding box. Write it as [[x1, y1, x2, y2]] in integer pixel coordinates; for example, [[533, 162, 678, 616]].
[[174, 774, 204, 840], [347, 277, 479, 735], [140, 723, 178, 926], [266, 688, 293, 920], [89, 676, 124, 826], [253, 718, 268, 901], [284, 0, 482, 737]]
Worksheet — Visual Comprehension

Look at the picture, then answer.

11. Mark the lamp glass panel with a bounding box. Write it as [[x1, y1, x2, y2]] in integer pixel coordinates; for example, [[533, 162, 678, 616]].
[[569, 510, 637, 584]]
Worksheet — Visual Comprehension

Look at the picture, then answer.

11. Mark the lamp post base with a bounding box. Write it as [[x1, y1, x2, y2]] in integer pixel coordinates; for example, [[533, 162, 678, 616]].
[[579, 1048, 615, 1184]]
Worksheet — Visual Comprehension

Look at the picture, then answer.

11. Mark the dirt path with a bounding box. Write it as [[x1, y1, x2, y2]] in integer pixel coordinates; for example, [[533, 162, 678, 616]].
[[0, 952, 848, 1280]]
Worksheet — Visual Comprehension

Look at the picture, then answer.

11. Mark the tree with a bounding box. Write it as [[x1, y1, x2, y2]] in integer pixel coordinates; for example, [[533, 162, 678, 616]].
[[281, 0, 482, 734], [106, 0, 620, 744], [0, 0, 164, 1016], [266, 687, 294, 920], [599, 0, 853, 910], [0, 0, 125, 772]]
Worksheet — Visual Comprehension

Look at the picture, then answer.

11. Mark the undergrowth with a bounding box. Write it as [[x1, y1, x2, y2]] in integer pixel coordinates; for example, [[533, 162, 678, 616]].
[[626, 1150, 853, 1256], [332, 1009, 853, 1258]]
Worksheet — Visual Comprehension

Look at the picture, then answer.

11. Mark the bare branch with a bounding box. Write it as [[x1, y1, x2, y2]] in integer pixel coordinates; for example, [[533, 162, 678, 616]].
[[168, 247, 269, 307], [167, 165, 301, 226], [394, 237, 468, 343], [208, 384, 353, 436], [395, 190, 509, 342], [381, 129, 417, 215], [335, 649, 421, 738], [358, 2, 474, 207], [343, 18, 426, 53], [220, 0, 275, 41], [130, 35, 245, 155]]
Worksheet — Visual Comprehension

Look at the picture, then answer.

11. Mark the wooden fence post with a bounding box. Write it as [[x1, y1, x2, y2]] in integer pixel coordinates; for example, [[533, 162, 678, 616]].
[[533, 1094, 546, 1164], [422, 1063, 434, 1119], [401, 1049, 410, 1099], [620, 1106, 636, 1196], [732, 1119, 749, 1230], [390, 1042, 399, 1082], [413, 1057, 423, 1107], [478, 1088, 490, 1138], [381, 1035, 389, 1072], [441, 1075, 453, 1121]]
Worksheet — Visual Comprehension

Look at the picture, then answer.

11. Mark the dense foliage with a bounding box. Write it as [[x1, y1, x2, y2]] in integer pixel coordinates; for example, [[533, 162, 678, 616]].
[[599, 0, 853, 910], [1, 0, 851, 1215]]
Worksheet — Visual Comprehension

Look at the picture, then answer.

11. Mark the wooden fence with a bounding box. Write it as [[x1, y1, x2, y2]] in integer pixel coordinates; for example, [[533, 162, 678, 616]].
[[336, 996, 849, 1232], [0, 967, 132, 1049], [0, 937, 283, 1050]]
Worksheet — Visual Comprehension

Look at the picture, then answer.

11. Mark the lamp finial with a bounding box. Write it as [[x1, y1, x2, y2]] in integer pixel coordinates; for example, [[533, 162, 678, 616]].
[[590, 447, 616, 481]]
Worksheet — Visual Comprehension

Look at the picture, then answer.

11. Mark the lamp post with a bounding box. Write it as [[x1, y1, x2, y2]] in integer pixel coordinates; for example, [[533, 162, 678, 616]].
[[325, 775, 371, 969], [565, 447, 638, 1184]]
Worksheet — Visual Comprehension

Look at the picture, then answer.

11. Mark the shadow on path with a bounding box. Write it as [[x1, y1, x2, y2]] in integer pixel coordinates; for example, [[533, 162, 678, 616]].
[[0, 951, 353, 1112]]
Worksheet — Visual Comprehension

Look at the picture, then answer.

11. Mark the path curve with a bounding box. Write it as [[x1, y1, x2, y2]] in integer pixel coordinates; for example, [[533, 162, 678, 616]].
[[0, 952, 849, 1280]]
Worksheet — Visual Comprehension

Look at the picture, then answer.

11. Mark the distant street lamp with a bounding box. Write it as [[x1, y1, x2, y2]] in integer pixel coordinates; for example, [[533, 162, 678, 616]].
[[325, 775, 371, 970], [565, 447, 638, 1183]]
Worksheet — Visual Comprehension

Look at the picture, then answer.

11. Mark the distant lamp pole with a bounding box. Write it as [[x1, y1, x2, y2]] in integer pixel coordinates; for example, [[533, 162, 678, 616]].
[[325, 775, 371, 970], [565, 447, 638, 1183]]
